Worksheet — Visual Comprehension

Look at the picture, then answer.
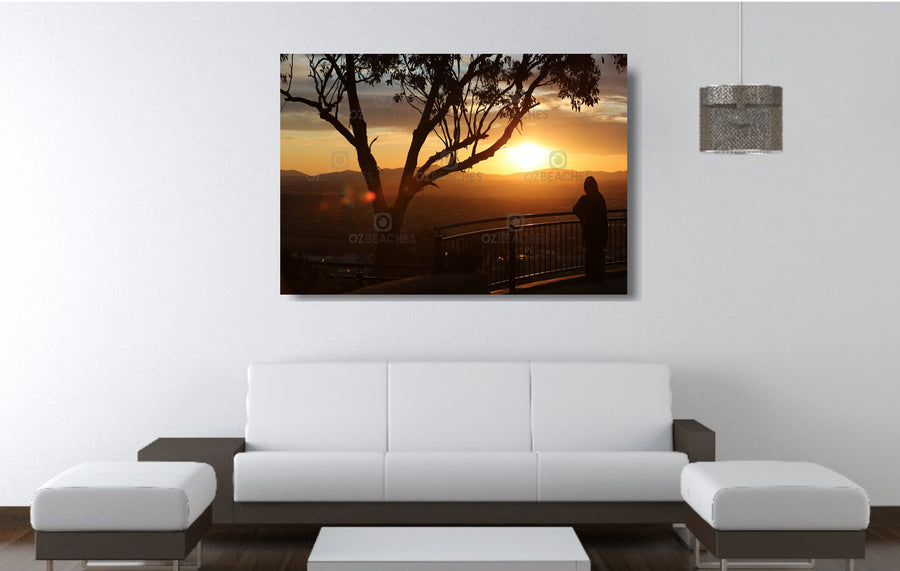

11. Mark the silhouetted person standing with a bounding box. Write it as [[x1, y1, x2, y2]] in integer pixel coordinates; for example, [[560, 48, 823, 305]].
[[574, 176, 608, 282]]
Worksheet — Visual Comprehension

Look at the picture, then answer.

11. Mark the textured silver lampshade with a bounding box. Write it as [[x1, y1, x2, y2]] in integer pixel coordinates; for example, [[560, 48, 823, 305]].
[[700, 84, 782, 153]]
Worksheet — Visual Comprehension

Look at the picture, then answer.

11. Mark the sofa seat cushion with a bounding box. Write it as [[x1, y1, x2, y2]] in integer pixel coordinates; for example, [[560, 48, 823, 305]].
[[681, 461, 870, 530], [30, 462, 216, 532], [538, 452, 688, 501], [234, 452, 384, 502], [385, 453, 538, 501]]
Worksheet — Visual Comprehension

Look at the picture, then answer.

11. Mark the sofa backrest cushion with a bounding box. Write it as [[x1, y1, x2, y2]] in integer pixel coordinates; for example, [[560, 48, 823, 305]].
[[388, 361, 532, 452], [530, 361, 673, 452], [245, 362, 388, 452]]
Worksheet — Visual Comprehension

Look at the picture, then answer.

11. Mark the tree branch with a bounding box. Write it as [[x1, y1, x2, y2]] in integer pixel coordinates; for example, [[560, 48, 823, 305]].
[[420, 67, 550, 184], [415, 132, 488, 179], [281, 89, 356, 147]]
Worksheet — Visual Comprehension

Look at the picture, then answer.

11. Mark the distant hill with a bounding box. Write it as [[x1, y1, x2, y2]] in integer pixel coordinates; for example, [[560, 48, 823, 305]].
[[282, 168, 627, 195], [506, 168, 627, 180]]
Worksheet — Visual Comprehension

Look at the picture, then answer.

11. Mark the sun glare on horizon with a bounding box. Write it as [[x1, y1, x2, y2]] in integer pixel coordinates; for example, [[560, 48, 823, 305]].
[[504, 142, 551, 172]]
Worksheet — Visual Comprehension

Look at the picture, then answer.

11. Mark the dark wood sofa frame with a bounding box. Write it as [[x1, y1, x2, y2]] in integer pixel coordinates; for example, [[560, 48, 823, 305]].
[[138, 419, 715, 526]]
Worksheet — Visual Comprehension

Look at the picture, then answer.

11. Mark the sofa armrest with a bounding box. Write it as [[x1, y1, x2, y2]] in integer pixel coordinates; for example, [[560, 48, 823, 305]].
[[673, 419, 715, 462], [138, 437, 245, 524]]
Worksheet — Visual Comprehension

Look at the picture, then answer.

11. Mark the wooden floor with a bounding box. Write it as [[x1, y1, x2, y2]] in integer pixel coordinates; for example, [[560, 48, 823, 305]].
[[3, 524, 900, 570]]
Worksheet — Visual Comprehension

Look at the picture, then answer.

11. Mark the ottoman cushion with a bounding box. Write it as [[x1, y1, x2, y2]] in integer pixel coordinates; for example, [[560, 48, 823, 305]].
[[31, 462, 216, 532], [682, 461, 869, 531]]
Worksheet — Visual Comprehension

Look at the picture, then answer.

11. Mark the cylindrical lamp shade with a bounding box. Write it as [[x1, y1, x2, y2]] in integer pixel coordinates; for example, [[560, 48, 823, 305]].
[[700, 84, 782, 153]]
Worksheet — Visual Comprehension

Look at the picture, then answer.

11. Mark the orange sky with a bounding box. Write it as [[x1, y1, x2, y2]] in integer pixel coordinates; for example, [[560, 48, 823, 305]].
[[281, 55, 627, 176]]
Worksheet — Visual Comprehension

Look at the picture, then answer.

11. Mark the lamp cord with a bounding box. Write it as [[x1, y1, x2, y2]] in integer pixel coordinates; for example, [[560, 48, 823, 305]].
[[738, 1, 743, 84]]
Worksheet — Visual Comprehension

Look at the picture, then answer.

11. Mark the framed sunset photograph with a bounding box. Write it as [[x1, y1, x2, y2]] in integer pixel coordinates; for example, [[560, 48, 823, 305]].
[[280, 54, 627, 295]]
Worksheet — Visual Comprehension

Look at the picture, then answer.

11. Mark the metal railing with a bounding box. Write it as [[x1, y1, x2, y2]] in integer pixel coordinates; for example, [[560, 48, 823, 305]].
[[435, 210, 626, 292]]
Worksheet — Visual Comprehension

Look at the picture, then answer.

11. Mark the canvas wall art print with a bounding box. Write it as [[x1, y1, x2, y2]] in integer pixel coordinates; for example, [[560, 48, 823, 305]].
[[281, 54, 627, 295]]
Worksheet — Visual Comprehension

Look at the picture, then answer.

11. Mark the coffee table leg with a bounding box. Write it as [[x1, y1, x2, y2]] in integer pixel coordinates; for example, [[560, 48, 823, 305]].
[[720, 558, 727, 571], [847, 560, 855, 571], [45, 561, 53, 571], [173, 560, 180, 571]]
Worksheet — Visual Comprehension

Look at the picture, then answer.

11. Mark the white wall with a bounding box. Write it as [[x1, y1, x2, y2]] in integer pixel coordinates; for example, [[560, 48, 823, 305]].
[[2, 2, 899, 506]]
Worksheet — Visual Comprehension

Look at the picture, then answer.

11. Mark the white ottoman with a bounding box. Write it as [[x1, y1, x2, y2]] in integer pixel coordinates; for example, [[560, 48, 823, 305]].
[[681, 462, 869, 571], [31, 462, 216, 571]]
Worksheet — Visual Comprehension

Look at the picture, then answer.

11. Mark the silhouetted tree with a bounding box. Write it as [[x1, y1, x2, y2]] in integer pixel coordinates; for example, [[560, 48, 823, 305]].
[[280, 53, 626, 260]]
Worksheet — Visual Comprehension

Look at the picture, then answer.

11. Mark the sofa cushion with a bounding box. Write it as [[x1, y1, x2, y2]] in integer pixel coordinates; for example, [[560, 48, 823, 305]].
[[531, 362, 673, 452], [538, 452, 688, 501], [233, 452, 385, 501], [245, 362, 387, 452], [682, 461, 871, 530], [385, 452, 538, 501], [388, 361, 532, 452], [31, 462, 215, 531]]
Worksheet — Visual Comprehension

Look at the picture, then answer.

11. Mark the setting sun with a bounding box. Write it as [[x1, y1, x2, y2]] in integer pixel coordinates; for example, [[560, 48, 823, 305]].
[[505, 142, 551, 172]]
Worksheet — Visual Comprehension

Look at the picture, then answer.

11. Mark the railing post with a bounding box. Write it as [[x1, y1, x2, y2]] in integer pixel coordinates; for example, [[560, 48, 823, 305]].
[[507, 224, 517, 293], [433, 232, 444, 273]]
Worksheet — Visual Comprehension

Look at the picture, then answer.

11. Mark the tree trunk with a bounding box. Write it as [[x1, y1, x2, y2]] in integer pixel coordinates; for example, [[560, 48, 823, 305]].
[[374, 187, 415, 265]]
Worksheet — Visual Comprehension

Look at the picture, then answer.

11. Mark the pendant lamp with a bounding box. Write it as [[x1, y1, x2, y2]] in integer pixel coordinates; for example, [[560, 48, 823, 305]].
[[700, 2, 782, 153]]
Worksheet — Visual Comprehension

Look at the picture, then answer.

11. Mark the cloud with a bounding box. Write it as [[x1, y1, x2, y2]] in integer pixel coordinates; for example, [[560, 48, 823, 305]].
[[281, 88, 424, 132]]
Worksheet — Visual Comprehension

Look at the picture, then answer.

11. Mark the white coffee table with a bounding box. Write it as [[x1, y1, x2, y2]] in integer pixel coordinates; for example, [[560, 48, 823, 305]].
[[308, 526, 590, 571]]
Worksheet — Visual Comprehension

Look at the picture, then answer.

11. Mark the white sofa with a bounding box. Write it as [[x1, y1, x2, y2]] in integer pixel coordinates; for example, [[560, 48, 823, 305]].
[[229, 361, 715, 524]]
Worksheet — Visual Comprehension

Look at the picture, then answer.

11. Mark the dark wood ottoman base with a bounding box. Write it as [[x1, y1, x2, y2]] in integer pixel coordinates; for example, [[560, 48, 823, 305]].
[[685, 506, 865, 571], [35, 506, 211, 571]]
